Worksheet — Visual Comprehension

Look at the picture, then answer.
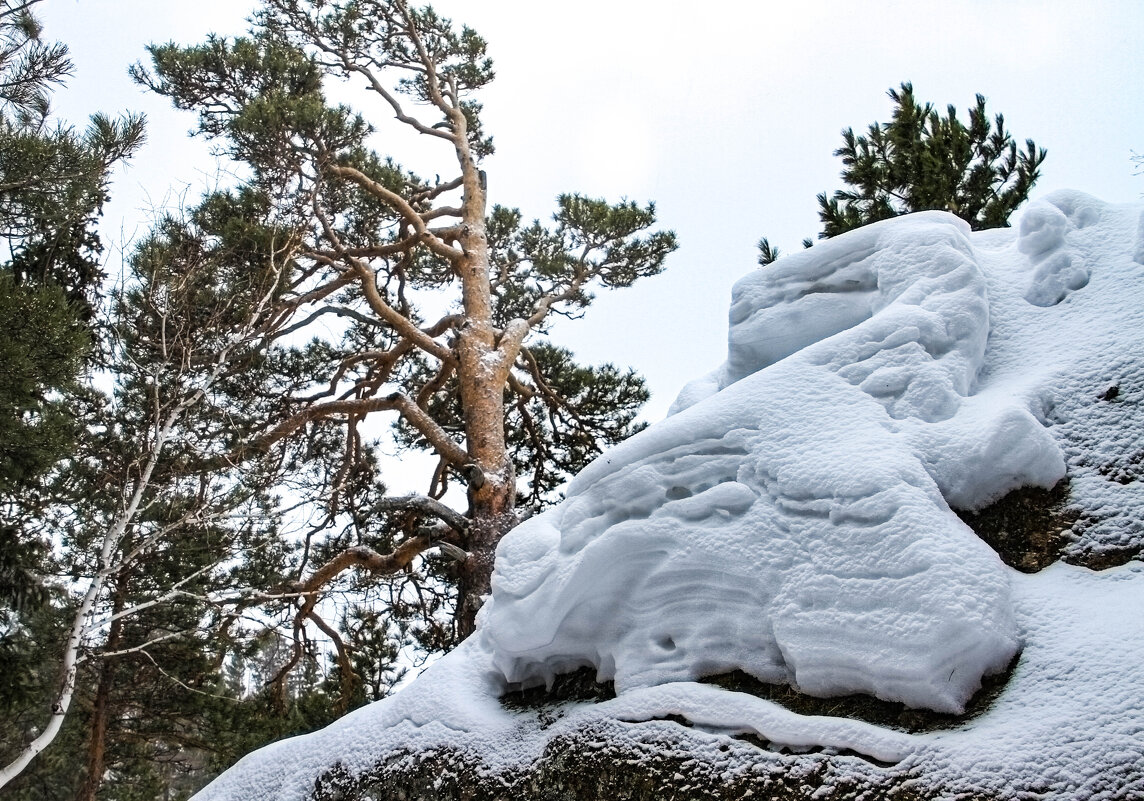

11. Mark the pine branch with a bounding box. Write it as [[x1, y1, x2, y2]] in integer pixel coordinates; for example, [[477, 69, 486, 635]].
[[374, 494, 469, 534], [323, 163, 462, 262], [240, 392, 468, 469]]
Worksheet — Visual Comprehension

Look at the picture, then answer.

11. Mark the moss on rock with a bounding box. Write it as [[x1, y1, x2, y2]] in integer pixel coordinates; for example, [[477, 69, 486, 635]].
[[308, 717, 1005, 801], [955, 480, 1076, 572]]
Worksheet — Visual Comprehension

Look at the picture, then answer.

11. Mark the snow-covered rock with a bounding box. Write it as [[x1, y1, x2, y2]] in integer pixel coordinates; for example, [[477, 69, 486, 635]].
[[194, 192, 1144, 800], [487, 211, 1033, 716]]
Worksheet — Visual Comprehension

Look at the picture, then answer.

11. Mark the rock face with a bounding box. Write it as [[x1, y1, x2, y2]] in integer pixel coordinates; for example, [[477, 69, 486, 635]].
[[195, 193, 1144, 801]]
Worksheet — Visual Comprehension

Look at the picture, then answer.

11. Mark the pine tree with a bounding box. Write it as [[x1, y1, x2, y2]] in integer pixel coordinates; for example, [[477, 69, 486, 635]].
[[5, 4, 675, 792], [0, 5, 145, 791], [133, 0, 676, 647], [0, 191, 306, 795], [0, 0, 144, 622], [758, 82, 1046, 263]]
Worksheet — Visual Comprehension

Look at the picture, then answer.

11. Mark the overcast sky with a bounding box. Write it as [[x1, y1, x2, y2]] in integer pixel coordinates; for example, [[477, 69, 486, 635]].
[[40, 0, 1144, 420]]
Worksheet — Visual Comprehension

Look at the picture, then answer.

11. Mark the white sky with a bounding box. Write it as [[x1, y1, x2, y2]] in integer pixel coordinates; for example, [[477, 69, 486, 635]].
[[39, 0, 1144, 420]]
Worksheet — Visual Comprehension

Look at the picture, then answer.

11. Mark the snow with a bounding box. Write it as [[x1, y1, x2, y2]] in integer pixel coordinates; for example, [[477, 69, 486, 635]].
[[487, 211, 1032, 715], [916, 562, 1144, 798], [194, 191, 1144, 800]]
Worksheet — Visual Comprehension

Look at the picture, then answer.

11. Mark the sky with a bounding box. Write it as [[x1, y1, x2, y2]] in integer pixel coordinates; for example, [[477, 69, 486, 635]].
[[38, 0, 1144, 420]]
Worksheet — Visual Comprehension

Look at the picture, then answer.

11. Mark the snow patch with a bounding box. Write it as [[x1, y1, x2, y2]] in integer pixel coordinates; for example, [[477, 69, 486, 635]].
[[1018, 197, 1093, 307]]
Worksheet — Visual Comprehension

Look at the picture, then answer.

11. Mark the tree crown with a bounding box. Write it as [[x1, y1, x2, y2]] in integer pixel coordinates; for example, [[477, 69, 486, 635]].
[[759, 82, 1047, 265], [819, 82, 1046, 236]]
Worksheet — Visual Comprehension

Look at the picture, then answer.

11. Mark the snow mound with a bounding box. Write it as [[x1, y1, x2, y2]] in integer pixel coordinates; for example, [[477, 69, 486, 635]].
[[1017, 195, 1094, 307], [487, 211, 1030, 714]]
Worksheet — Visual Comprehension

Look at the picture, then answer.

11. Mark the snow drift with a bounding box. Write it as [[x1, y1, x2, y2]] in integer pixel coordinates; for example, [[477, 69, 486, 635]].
[[195, 191, 1144, 800]]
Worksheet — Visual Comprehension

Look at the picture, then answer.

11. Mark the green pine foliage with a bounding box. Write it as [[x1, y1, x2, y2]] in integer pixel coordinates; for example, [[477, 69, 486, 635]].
[[0, 11, 146, 794], [0, 275, 86, 497], [9, 191, 321, 799], [0, 275, 86, 650], [0, 0, 143, 636], [759, 82, 1046, 264], [820, 82, 1047, 236], [756, 237, 782, 267]]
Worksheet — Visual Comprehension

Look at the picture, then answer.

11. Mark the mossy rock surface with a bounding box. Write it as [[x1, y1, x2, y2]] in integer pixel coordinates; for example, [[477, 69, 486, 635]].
[[956, 480, 1077, 572], [308, 664, 1025, 801], [308, 717, 1004, 801]]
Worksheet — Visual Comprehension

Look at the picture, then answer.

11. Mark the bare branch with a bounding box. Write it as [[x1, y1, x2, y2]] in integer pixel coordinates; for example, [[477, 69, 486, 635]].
[[415, 360, 455, 410], [307, 611, 355, 708], [242, 393, 468, 469], [397, 0, 454, 118], [305, 231, 422, 262], [266, 303, 386, 343], [412, 175, 463, 204], [311, 196, 457, 365], [84, 628, 194, 661], [375, 494, 469, 534], [284, 534, 464, 616], [494, 262, 594, 370], [323, 163, 461, 262], [507, 369, 535, 401]]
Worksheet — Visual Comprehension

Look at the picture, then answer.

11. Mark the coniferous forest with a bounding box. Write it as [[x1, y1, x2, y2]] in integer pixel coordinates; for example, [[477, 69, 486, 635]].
[[1, 1, 674, 796]]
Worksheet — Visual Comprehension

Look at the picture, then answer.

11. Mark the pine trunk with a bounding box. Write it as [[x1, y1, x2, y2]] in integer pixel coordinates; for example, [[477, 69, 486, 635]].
[[456, 478, 517, 637], [453, 314, 518, 637], [450, 127, 521, 639], [76, 577, 127, 801]]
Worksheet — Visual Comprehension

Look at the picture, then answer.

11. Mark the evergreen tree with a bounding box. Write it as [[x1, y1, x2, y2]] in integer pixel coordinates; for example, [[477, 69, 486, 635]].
[[0, 0, 144, 613], [5, 3, 675, 793], [0, 5, 144, 789], [0, 0, 145, 313], [0, 274, 86, 619], [758, 82, 1046, 264], [133, 0, 676, 649], [0, 191, 312, 796]]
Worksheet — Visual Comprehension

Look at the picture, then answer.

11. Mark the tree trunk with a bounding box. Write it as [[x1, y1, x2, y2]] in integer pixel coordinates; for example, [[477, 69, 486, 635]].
[[76, 576, 127, 801], [453, 304, 517, 638], [456, 476, 517, 638], [449, 125, 520, 639]]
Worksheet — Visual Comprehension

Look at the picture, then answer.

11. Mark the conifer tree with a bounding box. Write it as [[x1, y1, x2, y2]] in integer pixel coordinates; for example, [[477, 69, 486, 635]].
[[0, 5, 145, 787], [134, 0, 676, 642], [0, 191, 309, 796], [759, 82, 1046, 264], [5, 3, 675, 792], [0, 0, 145, 613]]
